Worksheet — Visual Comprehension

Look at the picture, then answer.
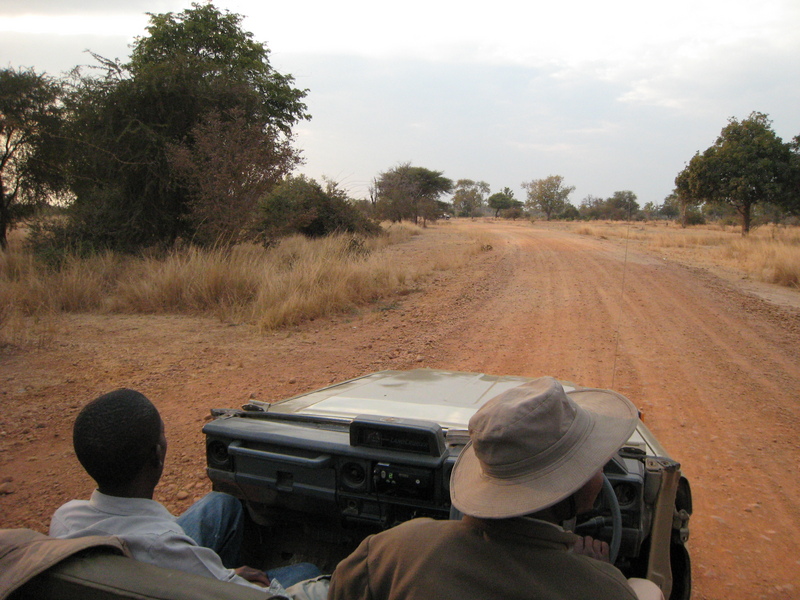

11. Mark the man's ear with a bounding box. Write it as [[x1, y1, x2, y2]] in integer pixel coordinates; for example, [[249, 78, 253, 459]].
[[151, 443, 165, 468]]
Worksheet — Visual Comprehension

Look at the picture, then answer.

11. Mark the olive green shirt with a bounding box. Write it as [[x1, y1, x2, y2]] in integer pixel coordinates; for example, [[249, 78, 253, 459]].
[[329, 516, 637, 600]]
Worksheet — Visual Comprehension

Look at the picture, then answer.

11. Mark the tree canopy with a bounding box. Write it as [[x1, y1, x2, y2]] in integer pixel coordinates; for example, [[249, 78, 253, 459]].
[[58, 2, 309, 252], [675, 112, 795, 234], [451, 179, 489, 217], [522, 175, 574, 220], [374, 163, 453, 224], [0, 67, 65, 249], [487, 187, 520, 218]]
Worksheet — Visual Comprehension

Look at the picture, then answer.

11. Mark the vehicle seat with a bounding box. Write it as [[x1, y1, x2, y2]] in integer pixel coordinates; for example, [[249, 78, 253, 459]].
[[0, 528, 270, 600]]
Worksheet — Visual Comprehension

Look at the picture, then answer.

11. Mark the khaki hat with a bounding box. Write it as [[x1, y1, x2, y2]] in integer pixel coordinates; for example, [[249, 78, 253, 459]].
[[450, 376, 639, 519]]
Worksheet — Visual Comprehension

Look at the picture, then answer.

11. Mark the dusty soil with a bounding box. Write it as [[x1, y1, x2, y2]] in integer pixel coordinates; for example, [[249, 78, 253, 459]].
[[2, 220, 799, 600]]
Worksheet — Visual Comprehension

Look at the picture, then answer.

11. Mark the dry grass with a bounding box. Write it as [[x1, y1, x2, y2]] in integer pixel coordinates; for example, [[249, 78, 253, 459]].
[[0, 222, 476, 343], [717, 237, 800, 288], [557, 220, 800, 288]]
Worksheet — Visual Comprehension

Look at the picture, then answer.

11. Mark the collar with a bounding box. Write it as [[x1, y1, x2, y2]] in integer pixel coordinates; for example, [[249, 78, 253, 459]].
[[463, 515, 579, 549], [89, 490, 176, 521]]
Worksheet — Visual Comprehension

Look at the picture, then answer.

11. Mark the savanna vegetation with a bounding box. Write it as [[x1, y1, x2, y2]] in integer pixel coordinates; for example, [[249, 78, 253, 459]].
[[562, 220, 800, 289], [0, 222, 500, 345], [2, 3, 799, 352]]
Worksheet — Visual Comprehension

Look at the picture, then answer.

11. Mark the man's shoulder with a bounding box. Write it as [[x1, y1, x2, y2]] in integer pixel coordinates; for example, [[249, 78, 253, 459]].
[[52, 498, 91, 514], [50, 499, 92, 535], [50, 495, 185, 543], [365, 517, 467, 552], [377, 517, 455, 537]]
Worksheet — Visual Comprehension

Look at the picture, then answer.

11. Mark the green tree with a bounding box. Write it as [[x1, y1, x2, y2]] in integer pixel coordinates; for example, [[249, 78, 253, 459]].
[[557, 204, 580, 220], [0, 68, 65, 249], [487, 187, 520, 218], [452, 179, 489, 217], [676, 112, 794, 235], [260, 175, 380, 241], [788, 134, 800, 216], [61, 3, 308, 251], [577, 192, 638, 220], [606, 191, 639, 220], [374, 163, 453, 224], [673, 164, 704, 228], [659, 194, 681, 220], [522, 175, 575, 221]]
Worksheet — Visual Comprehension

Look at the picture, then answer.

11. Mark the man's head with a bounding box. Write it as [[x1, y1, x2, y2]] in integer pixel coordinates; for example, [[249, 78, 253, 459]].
[[450, 376, 638, 519], [73, 389, 165, 492]]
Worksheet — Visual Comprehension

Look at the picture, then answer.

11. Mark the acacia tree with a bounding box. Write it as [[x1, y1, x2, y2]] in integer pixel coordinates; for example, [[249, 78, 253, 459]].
[[0, 68, 65, 249], [61, 2, 308, 251], [451, 179, 489, 217], [374, 163, 453, 224], [522, 175, 574, 220], [487, 187, 520, 218], [676, 112, 794, 235]]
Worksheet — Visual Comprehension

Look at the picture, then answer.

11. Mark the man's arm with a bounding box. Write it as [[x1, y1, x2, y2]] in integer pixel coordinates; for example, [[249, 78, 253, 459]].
[[148, 533, 269, 590], [235, 566, 271, 587]]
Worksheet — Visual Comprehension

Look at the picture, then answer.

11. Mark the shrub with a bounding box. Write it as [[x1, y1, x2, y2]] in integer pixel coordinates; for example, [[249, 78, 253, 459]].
[[259, 176, 381, 243], [684, 210, 706, 226]]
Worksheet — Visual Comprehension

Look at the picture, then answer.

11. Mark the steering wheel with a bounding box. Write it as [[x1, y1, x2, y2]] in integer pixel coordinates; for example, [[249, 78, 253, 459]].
[[602, 474, 623, 563]]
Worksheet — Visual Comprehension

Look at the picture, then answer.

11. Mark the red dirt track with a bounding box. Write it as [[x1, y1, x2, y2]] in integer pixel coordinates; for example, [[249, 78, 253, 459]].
[[2, 220, 799, 599]]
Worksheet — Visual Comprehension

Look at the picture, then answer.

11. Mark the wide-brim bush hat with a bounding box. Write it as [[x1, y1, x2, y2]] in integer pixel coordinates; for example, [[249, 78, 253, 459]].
[[451, 376, 639, 519]]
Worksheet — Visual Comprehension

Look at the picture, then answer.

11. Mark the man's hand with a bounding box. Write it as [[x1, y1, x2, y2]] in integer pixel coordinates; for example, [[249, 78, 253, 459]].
[[572, 535, 610, 562], [235, 566, 271, 587]]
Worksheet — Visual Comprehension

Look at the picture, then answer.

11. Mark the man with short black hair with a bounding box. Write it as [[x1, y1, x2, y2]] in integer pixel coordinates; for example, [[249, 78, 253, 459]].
[[328, 376, 664, 600], [50, 388, 321, 596]]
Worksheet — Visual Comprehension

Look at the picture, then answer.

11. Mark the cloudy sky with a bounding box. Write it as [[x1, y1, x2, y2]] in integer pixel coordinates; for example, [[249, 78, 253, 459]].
[[2, 0, 799, 206]]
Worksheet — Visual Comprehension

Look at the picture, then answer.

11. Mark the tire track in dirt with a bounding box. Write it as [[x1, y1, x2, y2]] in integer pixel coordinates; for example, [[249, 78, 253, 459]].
[[419, 222, 800, 600]]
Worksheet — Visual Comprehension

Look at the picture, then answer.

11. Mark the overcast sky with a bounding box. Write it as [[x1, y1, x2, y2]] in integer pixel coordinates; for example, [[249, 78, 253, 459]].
[[2, 0, 799, 206]]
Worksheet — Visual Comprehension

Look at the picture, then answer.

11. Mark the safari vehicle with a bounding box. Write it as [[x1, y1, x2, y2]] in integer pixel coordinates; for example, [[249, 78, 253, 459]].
[[203, 369, 693, 600]]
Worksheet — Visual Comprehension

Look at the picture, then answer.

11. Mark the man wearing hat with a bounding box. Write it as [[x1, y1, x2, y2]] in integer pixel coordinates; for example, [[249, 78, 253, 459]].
[[328, 376, 663, 600]]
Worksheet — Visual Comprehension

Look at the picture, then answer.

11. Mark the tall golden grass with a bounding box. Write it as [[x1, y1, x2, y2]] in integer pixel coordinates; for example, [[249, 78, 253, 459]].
[[1, 222, 490, 344], [566, 221, 800, 288]]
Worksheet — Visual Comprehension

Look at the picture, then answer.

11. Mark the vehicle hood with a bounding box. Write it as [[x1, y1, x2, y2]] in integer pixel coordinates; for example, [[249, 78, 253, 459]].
[[266, 369, 662, 455]]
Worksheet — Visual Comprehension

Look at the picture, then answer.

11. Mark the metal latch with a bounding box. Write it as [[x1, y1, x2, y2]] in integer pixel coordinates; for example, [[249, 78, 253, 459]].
[[673, 507, 690, 543]]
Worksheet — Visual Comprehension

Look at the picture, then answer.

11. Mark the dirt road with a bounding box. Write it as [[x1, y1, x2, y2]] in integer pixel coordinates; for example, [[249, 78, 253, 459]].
[[2, 220, 799, 599]]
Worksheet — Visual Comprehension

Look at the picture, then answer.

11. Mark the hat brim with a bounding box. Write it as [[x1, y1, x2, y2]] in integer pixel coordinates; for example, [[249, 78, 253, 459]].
[[450, 387, 639, 519]]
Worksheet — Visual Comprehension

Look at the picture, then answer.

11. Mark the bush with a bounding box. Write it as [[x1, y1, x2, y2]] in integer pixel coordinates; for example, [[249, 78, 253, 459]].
[[27, 188, 154, 263], [684, 210, 706, 226], [259, 176, 381, 243], [558, 205, 580, 221], [502, 207, 525, 220]]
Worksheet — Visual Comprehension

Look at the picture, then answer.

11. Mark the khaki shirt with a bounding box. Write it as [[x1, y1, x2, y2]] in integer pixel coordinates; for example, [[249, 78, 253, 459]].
[[329, 516, 638, 600]]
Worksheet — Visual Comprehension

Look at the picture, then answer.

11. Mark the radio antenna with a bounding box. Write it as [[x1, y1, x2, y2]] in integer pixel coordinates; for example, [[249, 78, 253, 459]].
[[610, 199, 634, 390]]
